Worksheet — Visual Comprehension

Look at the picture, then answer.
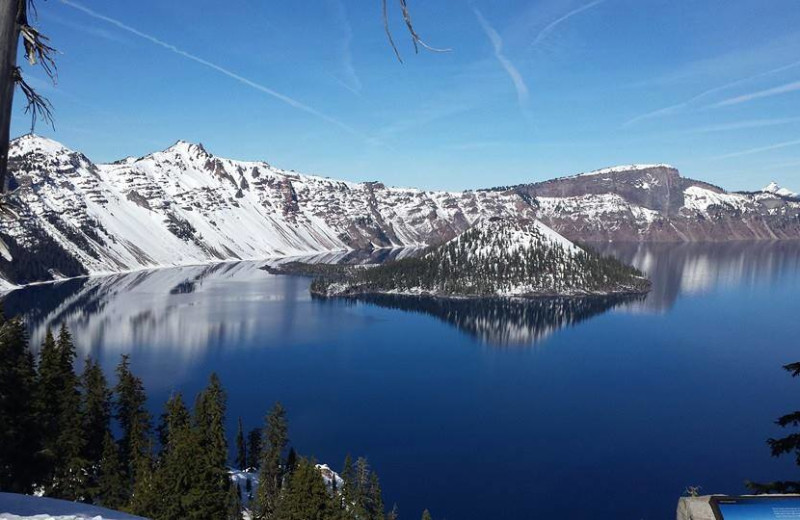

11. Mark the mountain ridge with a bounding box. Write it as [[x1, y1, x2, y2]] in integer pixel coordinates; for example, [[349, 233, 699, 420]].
[[1, 135, 798, 289]]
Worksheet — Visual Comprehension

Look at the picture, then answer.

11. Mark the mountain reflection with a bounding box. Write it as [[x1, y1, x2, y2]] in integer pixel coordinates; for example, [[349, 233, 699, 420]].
[[346, 294, 640, 346], [1, 242, 798, 359], [595, 241, 800, 313]]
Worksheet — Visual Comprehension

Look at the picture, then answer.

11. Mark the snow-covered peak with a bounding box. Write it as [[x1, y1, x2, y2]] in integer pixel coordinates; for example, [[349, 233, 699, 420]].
[[763, 181, 798, 198], [10, 134, 70, 156]]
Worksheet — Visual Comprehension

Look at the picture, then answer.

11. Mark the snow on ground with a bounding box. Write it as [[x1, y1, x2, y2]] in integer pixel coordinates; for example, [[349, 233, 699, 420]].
[[763, 181, 798, 198], [572, 164, 675, 178], [682, 186, 750, 213], [0, 493, 146, 520]]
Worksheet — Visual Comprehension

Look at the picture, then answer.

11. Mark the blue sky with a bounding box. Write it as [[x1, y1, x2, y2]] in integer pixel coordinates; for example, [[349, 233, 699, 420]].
[[10, 0, 800, 191]]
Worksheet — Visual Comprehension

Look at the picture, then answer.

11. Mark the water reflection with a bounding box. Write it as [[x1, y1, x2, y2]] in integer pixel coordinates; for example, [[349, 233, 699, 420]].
[[595, 241, 800, 313], [2, 242, 799, 353], [345, 294, 641, 345]]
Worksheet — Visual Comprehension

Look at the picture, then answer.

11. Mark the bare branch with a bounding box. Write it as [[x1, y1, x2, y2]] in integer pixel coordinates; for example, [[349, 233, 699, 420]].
[[382, 0, 404, 63], [397, 0, 451, 54], [383, 0, 451, 63], [13, 67, 55, 133], [18, 0, 58, 81]]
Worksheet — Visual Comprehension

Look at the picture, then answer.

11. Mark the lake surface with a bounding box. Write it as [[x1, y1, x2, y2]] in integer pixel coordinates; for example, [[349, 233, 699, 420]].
[[3, 242, 800, 520]]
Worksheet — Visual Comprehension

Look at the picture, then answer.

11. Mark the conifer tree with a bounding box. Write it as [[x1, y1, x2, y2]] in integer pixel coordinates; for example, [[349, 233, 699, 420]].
[[277, 457, 339, 520], [36, 328, 61, 475], [236, 417, 247, 470], [0, 315, 39, 493], [748, 361, 800, 493], [194, 373, 237, 519], [113, 354, 151, 498], [257, 402, 289, 520], [421, 509, 432, 520], [247, 428, 262, 470], [83, 357, 112, 465], [97, 431, 127, 510]]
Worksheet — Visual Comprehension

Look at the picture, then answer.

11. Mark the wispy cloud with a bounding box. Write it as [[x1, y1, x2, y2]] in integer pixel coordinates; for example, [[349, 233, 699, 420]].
[[625, 59, 800, 127], [714, 138, 800, 160], [531, 0, 605, 48], [473, 8, 529, 109], [329, 0, 361, 95], [713, 80, 800, 107], [688, 117, 800, 134], [58, 0, 366, 140]]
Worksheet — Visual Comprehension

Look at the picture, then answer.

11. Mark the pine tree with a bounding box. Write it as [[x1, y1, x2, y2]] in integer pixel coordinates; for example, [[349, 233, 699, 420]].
[[113, 354, 151, 500], [247, 428, 262, 469], [47, 324, 89, 501], [277, 457, 338, 520], [97, 431, 127, 510], [257, 402, 289, 520], [748, 361, 800, 493], [0, 315, 39, 493], [35, 328, 61, 476], [82, 357, 112, 465], [387, 504, 399, 520], [236, 417, 247, 470], [421, 509, 432, 520], [193, 373, 236, 519]]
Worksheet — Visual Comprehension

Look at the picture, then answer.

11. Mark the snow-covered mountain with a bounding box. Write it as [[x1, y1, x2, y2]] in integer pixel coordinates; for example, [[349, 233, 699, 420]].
[[2, 136, 799, 289], [310, 218, 650, 298], [762, 181, 798, 199], [517, 165, 800, 242], [0, 135, 530, 287]]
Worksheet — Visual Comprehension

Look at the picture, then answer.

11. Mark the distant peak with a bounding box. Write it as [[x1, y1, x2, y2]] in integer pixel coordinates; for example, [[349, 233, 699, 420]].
[[164, 140, 209, 156], [762, 181, 797, 198], [10, 133, 70, 155]]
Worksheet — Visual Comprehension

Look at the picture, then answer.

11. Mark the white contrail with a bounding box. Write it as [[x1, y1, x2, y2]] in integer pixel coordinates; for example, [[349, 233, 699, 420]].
[[58, 0, 364, 138], [714, 80, 800, 107], [473, 8, 529, 108], [714, 138, 800, 160], [625, 59, 800, 127], [532, 0, 605, 48]]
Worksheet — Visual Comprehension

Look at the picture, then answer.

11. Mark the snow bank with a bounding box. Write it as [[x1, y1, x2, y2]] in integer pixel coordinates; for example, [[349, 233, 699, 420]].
[[0, 493, 146, 520]]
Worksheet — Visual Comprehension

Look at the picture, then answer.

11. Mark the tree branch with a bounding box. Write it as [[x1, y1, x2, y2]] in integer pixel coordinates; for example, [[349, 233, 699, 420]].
[[13, 67, 54, 133], [382, 0, 451, 63]]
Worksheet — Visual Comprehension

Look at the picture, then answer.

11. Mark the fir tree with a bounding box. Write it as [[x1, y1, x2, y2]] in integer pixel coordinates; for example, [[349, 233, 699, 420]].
[[236, 417, 247, 470], [193, 373, 236, 519], [748, 361, 800, 493], [35, 328, 61, 476], [276, 457, 339, 520], [97, 431, 127, 510], [421, 509, 432, 520], [113, 354, 151, 499], [82, 357, 112, 466], [257, 402, 289, 520], [0, 315, 39, 493], [247, 428, 262, 469]]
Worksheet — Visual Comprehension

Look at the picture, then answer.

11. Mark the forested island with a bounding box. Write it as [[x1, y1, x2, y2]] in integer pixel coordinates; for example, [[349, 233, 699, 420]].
[[269, 218, 650, 300]]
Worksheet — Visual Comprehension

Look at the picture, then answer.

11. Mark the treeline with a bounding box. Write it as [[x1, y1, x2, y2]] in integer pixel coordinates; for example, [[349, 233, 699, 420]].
[[0, 312, 433, 520]]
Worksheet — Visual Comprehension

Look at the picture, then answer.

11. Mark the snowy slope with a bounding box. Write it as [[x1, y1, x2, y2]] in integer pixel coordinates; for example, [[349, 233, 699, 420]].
[[3, 136, 799, 289], [0, 135, 531, 287], [0, 493, 146, 520]]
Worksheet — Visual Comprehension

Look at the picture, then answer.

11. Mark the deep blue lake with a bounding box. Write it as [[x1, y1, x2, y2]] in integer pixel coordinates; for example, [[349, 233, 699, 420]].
[[3, 242, 800, 520]]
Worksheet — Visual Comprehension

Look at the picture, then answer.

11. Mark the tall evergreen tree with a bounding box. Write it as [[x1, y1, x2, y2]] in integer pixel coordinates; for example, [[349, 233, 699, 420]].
[[236, 417, 247, 470], [193, 373, 236, 519], [421, 509, 432, 520], [97, 431, 127, 511], [748, 361, 800, 493], [257, 402, 289, 520], [0, 315, 39, 493], [83, 358, 112, 465], [113, 354, 151, 498], [247, 428, 262, 470], [35, 328, 61, 475], [276, 457, 339, 520]]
